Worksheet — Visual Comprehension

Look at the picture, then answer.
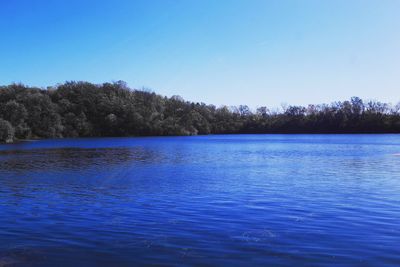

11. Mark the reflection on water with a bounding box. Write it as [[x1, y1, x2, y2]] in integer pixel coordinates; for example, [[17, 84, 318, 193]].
[[0, 147, 164, 172], [0, 135, 400, 266]]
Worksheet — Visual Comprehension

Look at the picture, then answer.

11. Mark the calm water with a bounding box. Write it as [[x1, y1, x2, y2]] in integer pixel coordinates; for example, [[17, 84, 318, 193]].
[[0, 135, 400, 266]]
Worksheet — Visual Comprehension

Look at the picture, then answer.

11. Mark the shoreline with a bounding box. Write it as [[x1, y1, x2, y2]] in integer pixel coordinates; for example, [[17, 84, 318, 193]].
[[2, 132, 400, 145]]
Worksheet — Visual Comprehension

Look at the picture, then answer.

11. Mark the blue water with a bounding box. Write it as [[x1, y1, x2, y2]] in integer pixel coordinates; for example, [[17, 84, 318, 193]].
[[0, 135, 400, 266]]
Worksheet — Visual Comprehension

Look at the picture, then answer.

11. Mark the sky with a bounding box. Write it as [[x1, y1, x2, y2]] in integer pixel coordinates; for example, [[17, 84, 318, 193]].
[[0, 0, 399, 108]]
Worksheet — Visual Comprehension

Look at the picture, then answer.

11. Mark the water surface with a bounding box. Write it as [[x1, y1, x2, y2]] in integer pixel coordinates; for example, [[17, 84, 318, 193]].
[[1, 135, 400, 266]]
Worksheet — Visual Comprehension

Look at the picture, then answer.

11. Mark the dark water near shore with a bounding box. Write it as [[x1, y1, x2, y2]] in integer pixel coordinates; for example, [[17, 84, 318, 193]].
[[1, 135, 400, 266]]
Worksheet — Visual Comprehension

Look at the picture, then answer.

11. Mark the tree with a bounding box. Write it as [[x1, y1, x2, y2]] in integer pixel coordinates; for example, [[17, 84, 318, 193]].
[[1, 100, 31, 138], [256, 106, 269, 118], [0, 82, 399, 140], [2, 100, 28, 125], [20, 92, 63, 138], [0, 119, 15, 143], [238, 105, 251, 116], [351, 96, 364, 115]]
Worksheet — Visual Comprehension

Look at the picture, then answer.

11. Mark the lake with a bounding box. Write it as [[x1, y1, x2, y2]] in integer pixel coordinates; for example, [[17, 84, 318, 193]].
[[0, 134, 400, 266]]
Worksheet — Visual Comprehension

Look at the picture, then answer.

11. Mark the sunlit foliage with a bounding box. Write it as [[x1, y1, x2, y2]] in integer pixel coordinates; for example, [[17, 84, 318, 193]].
[[0, 82, 399, 142]]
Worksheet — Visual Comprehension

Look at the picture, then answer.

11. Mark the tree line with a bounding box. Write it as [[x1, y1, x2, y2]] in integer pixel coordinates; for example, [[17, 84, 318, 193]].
[[0, 81, 399, 142]]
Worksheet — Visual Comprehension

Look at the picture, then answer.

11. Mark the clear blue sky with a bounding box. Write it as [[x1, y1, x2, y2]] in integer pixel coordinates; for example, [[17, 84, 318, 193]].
[[1, 0, 399, 108]]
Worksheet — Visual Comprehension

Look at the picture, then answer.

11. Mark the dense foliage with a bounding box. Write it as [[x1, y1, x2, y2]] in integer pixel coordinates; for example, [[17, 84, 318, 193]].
[[0, 81, 399, 142]]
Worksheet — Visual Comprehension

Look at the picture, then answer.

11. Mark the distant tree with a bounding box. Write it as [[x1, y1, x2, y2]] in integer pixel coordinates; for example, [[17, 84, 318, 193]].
[[1, 100, 31, 138], [63, 112, 92, 137], [21, 93, 63, 138], [351, 96, 364, 115], [14, 123, 31, 139], [392, 102, 400, 115], [238, 105, 251, 116], [0, 119, 15, 143], [284, 106, 306, 117], [0, 81, 399, 141], [256, 106, 269, 118], [181, 110, 211, 134], [2, 100, 28, 125]]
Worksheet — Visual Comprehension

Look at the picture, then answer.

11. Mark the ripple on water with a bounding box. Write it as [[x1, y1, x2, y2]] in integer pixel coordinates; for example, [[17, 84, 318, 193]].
[[1, 135, 400, 266]]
